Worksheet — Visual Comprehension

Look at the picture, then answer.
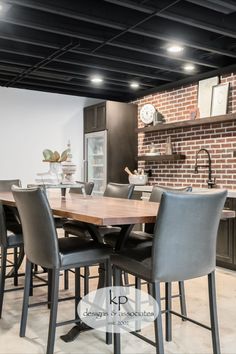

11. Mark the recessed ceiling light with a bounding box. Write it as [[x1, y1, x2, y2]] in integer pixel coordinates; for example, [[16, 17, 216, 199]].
[[183, 63, 195, 72], [0, 4, 3, 11], [167, 45, 184, 53], [91, 76, 103, 84], [130, 82, 140, 89]]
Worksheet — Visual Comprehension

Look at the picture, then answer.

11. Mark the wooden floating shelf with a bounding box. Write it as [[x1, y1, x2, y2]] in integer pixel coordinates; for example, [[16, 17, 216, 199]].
[[137, 154, 186, 162], [136, 113, 236, 133]]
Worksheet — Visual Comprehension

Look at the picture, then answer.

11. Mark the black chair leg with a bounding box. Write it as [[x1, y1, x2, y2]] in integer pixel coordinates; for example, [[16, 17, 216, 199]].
[[165, 282, 172, 342], [75, 268, 81, 320], [84, 266, 89, 295], [20, 258, 32, 337], [46, 268, 60, 354], [113, 267, 121, 354], [135, 277, 141, 332], [153, 281, 164, 354], [0, 246, 7, 318], [13, 247, 18, 286], [123, 272, 129, 286], [48, 269, 52, 309], [64, 231, 69, 290], [208, 272, 221, 354], [106, 259, 112, 345], [178, 281, 187, 320]]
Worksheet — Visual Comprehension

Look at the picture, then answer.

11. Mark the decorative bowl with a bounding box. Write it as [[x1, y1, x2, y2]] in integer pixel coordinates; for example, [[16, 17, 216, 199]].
[[128, 175, 148, 185]]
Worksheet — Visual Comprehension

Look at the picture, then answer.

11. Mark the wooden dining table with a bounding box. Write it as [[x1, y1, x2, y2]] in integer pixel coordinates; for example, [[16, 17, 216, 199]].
[[0, 189, 235, 342]]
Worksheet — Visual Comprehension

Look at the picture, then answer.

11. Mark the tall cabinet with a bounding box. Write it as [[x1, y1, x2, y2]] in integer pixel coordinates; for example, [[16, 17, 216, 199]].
[[84, 101, 137, 194]]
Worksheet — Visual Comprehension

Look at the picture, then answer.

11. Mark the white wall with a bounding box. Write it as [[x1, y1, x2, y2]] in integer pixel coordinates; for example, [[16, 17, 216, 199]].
[[0, 87, 101, 186]]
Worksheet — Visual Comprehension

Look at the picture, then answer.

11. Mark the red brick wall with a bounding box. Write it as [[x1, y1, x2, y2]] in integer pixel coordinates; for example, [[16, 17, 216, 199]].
[[133, 72, 236, 189]]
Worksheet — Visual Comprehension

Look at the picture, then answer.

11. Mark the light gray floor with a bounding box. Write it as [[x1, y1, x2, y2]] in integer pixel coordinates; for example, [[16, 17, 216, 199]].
[[0, 266, 236, 354]]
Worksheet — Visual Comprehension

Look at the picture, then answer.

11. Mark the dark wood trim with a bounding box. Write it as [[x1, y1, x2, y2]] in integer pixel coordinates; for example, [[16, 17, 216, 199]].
[[137, 154, 185, 161], [136, 113, 236, 133]]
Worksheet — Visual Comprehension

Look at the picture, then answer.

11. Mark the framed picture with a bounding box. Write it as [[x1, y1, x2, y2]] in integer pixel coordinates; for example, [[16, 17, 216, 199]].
[[211, 83, 230, 116], [197, 76, 219, 118]]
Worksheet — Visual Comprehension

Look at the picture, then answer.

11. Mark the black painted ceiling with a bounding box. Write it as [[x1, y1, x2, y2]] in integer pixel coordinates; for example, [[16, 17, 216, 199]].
[[0, 0, 236, 101]]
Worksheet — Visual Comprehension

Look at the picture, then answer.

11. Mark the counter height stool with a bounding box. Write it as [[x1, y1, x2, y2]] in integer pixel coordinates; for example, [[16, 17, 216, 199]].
[[54, 181, 94, 229], [12, 186, 112, 354], [0, 179, 22, 288], [104, 185, 192, 320], [63, 183, 134, 291], [111, 190, 227, 354], [0, 203, 23, 318]]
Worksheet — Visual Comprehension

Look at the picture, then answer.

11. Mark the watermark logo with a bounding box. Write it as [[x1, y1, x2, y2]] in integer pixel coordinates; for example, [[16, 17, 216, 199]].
[[78, 286, 159, 333]]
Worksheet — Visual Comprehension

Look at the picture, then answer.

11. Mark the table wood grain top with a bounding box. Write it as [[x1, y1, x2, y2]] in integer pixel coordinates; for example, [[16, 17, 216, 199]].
[[0, 191, 234, 226]]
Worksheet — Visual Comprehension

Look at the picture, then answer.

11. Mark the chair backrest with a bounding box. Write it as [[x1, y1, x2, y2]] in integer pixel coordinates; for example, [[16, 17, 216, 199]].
[[0, 179, 22, 234], [12, 187, 60, 269], [103, 183, 134, 199], [151, 190, 227, 282], [69, 181, 94, 195], [0, 203, 8, 248], [145, 185, 192, 233], [149, 185, 192, 203]]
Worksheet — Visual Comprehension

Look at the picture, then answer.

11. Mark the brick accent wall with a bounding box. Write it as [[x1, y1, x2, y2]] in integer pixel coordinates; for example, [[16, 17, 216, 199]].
[[133, 72, 236, 189]]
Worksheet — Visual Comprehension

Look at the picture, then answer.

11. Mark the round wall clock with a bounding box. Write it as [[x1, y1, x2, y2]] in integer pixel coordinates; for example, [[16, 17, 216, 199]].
[[140, 104, 156, 125]]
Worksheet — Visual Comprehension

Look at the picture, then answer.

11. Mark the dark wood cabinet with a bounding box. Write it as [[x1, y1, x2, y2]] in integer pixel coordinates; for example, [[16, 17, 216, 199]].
[[84, 100, 137, 187], [84, 102, 106, 133], [216, 198, 236, 270]]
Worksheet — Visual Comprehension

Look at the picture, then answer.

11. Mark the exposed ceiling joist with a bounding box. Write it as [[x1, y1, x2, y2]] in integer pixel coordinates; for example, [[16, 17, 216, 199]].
[[0, 15, 218, 69], [105, 0, 236, 39]]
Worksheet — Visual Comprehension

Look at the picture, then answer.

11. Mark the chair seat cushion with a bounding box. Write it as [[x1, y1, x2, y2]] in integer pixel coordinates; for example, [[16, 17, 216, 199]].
[[63, 221, 92, 238], [54, 217, 69, 229], [104, 230, 153, 249], [58, 237, 112, 268], [7, 233, 23, 247], [63, 221, 121, 239], [111, 246, 152, 282]]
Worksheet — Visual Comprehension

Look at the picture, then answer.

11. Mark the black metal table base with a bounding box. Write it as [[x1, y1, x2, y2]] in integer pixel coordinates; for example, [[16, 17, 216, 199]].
[[60, 323, 91, 342], [60, 223, 134, 343]]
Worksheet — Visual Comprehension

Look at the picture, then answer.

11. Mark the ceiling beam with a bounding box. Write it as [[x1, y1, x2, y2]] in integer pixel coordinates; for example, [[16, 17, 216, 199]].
[[0, 65, 140, 93], [105, 0, 236, 39], [3, 1, 225, 65], [0, 34, 187, 76], [7, 0, 236, 59], [0, 30, 217, 75], [0, 47, 174, 82], [7, 79, 133, 101], [3, 81, 128, 101]]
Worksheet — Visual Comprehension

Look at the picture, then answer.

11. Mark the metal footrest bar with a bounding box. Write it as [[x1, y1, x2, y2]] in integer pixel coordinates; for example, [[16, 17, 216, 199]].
[[56, 318, 81, 327], [28, 296, 76, 308], [170, 310, 211, 330]]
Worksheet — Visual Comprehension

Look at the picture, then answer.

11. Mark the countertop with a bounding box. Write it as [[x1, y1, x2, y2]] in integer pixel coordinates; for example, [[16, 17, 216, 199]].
[[134, 185, 236, 198]]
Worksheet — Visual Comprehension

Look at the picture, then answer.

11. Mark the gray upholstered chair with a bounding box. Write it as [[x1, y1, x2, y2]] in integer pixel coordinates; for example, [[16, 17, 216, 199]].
[[104, 185, 192, 318], [104, 185, 192, 248], [63, 183, 134, 290], [0, 203, 23, 318], [12, 186, 112, 354], [0, 179, 22, 292], [63, 182, 134, 238], [111, 190, 227, 354], [54, 181, 94, 228]]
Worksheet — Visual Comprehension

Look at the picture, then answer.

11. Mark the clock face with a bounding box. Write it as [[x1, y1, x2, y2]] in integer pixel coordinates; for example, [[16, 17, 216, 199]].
[[140, 104, 156, 124]]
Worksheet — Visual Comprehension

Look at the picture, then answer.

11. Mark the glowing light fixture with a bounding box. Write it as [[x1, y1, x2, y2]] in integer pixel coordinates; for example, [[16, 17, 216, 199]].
[[167, 45, 184, 53], [130, 82, 140, 89], [90, 76, 103, 84], [183, 63, 195, 72]]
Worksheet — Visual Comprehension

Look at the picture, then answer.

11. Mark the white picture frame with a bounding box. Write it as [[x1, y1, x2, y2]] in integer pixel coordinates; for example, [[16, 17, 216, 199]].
[[211, 83, 229, 116], [197, 76, 219, 118]]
